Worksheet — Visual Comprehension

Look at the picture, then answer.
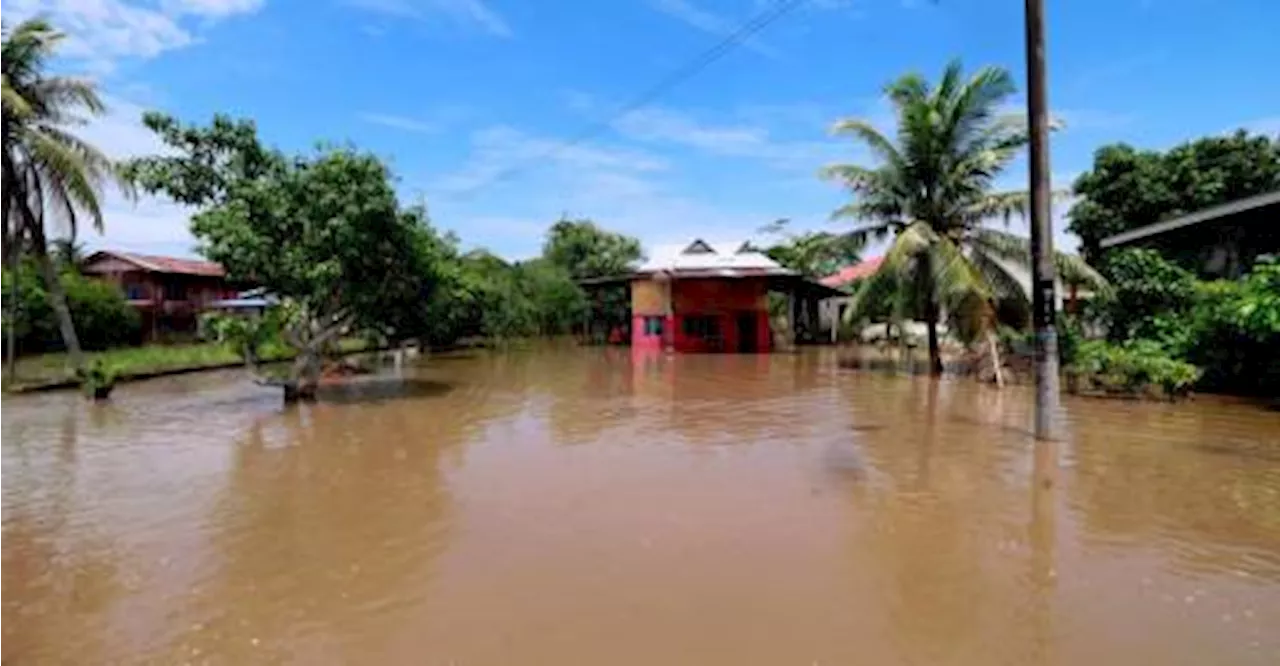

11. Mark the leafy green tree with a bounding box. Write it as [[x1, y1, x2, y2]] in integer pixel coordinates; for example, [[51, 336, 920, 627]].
[[1182, 257, 1280, 395], [542, 218, 642, 279], [2, 259, 140, 354], [753, 218, 862, 278], [822, 59, 1103, 376], [126, 114, 445, 400], [1089, 248, 1198, 346], [1068, 132, 1280, 263], [2, 19, 131, 373], [542, 218, 640, 341]]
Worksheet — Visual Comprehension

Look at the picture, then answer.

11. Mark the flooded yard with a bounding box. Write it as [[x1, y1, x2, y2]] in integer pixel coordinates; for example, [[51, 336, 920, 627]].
[[4, 346, 1279, 665]]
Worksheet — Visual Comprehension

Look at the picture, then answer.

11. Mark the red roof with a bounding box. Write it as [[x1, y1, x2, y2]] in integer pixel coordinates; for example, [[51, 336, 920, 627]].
[[819, 257, 883, 288], [84, 250, 226, 277]]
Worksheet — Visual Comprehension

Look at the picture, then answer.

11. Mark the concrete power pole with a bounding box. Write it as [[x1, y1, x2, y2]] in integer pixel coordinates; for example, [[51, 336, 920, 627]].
[[1024, 0, 1060, 440]]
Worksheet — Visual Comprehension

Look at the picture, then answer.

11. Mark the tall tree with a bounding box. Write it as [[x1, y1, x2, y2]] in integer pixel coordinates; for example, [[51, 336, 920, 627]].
[[542, 218, 643, 280], [753, 218, 863, 278], [1068, 131, 1280, 263], [2, 19, 130, 373], [126, 114, 446, 400], [822, 60, 1102, 376]]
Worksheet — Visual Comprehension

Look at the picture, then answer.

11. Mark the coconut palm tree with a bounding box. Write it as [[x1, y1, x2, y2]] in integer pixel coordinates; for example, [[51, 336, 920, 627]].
[[3, 18, 130, 373], [822, 59, 1103, 378]]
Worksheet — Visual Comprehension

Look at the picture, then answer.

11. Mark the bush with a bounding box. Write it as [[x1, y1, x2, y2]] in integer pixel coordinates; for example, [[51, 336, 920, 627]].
[[1069, 339, 1201, 399], [1090, 248, 1198, 345], [2, 261, 141, 354], [1181, 257, 1280, 395]]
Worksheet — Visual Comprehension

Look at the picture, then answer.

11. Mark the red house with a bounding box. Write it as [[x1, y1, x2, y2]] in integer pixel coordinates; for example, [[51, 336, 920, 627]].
[[627, 239, 827, 353], [81, 250, 240, 340]]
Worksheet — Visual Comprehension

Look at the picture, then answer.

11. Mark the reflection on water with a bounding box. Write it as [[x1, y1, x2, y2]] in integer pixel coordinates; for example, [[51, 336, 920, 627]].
[[4, 345, 1279, 665]]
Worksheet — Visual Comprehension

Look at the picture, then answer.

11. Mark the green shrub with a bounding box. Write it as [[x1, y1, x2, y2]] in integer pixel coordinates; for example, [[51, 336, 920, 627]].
[[1180, 257, 1280, 395], [1090, 248, 1198, 345], [1070, 339, 1201, 399], [2, 261, 141, 354]]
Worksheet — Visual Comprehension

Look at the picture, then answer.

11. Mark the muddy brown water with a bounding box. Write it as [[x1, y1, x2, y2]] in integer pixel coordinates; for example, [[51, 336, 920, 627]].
[[4, 345, 1279, 665]]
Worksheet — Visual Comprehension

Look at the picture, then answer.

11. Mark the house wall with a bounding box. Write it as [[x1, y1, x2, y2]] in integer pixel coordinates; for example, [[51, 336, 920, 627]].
[[81, 261, 238, 340], [672, 278, 770, 353], [630, 278, 671, 350]]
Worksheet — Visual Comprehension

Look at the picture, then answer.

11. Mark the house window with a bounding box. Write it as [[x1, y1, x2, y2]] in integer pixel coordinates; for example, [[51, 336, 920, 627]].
[[682, 315, 720, 338], [643, 316, 664, 337], [163, 280, 186, 301], [124, 283, 147, 300]]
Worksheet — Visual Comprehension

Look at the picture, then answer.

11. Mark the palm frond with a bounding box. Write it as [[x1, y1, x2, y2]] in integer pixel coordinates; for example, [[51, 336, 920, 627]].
[[24, 128, 106, 232], [969, 227, 1109, 291], [829, 118, 904, 167]]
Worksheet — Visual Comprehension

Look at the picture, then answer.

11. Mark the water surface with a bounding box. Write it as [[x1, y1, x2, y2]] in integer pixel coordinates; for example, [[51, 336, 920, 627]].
[[4, 346, 1279, 665]]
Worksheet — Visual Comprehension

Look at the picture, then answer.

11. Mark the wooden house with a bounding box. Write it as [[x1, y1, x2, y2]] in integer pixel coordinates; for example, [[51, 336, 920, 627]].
[[81, 250, 240, 340]]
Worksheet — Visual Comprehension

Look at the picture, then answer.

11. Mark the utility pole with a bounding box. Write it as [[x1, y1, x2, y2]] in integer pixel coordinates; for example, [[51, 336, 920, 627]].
[[1024, 0, 1059, 440]]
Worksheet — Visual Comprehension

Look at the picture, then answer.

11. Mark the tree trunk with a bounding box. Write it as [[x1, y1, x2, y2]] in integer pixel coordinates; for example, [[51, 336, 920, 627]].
[[30, 221, 84, 373], [5, 231, 19, 378], [987, 329, 1005, 388], [283, 348, 321, 403], [919, 253, 943, 377]]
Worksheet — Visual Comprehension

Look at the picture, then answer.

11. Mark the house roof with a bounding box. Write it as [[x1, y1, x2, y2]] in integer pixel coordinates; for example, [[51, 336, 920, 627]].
[[83, 250, 226, 277], [1100, 189, 1280, 248], [636, 238, 797, 277], [819, 257, 883, 288]]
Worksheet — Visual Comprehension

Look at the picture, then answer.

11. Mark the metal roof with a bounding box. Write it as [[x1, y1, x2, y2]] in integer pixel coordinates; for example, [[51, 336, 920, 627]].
[[1099, 189, 1280, 248], [82, 250, 226, 277], [636, 239, 796, 276]]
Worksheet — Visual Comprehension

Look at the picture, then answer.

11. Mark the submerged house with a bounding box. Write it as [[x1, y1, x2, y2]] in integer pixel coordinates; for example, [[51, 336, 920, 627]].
[[81, 250, 241, 340], [585, 239, 841, 353]]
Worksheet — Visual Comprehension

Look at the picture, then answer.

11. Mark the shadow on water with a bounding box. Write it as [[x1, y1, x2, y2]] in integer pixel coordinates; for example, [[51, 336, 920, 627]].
[[314, 377, 455, 405]]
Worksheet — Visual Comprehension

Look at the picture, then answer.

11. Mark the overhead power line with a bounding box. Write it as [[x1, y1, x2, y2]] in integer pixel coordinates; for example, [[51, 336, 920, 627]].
[[449, 0, 812, 198]]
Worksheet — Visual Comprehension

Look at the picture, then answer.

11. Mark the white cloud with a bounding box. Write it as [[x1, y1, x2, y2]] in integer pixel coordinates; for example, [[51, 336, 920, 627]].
[[6, 0, 263, 72], [163, 0, 264, 17], [613, 107, 847, 170], [423, 122, 846, 258], [359, 112, 438, 134], [427, 125, 668, 194], [649, 0, 780, 58], [341, 0, 512, 37]]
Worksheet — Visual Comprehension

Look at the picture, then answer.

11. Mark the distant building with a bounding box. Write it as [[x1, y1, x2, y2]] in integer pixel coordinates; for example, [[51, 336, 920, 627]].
[[81, 250, 242, 340], [1100, 190, 1279, 278], [818, 257, 883, 341], [582, 239, 841, 353]]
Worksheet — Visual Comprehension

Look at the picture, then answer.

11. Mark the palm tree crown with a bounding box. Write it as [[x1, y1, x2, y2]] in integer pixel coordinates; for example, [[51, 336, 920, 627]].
[[822, 60, 1104, 376], [3, 18, 131, 371]]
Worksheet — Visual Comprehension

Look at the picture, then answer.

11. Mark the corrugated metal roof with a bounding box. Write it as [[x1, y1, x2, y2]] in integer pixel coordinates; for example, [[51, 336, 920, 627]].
[[819, 257, 883, 287], [637, 239, 795, 276], [83, 250, 226, 277]]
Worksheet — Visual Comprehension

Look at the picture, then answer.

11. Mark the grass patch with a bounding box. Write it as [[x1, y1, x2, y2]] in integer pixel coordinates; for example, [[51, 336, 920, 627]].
[[4, 338, 373, 390]]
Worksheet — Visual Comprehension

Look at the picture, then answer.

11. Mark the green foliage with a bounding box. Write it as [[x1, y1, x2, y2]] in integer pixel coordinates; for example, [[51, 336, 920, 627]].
[[421, 247, 588, 344], [753, 219, 863, 278], [1090, 248, 1198, 345], [1180, 257, 1280, 394], [4, 18, 133, 370], [77, 359, 118, 398], [1070, 339, 1201, 399], [1068, 132, 1280, 263], [126, 115, 446, 374], [2, 261, 140, 353], [824, 60, 1105, 372], [201, 307, 288, 365], [542, 218, 642, 280]]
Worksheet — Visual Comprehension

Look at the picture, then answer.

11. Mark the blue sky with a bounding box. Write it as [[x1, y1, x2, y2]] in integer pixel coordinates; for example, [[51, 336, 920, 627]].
[[14, 0, 1280, 260]]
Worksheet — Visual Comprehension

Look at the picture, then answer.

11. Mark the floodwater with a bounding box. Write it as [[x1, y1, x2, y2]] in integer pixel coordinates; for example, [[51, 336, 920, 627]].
[[3, 346, 1279, 665]]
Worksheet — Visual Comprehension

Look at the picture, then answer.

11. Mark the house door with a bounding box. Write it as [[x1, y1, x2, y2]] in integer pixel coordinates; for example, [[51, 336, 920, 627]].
[[736, 312, 758, 353]]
